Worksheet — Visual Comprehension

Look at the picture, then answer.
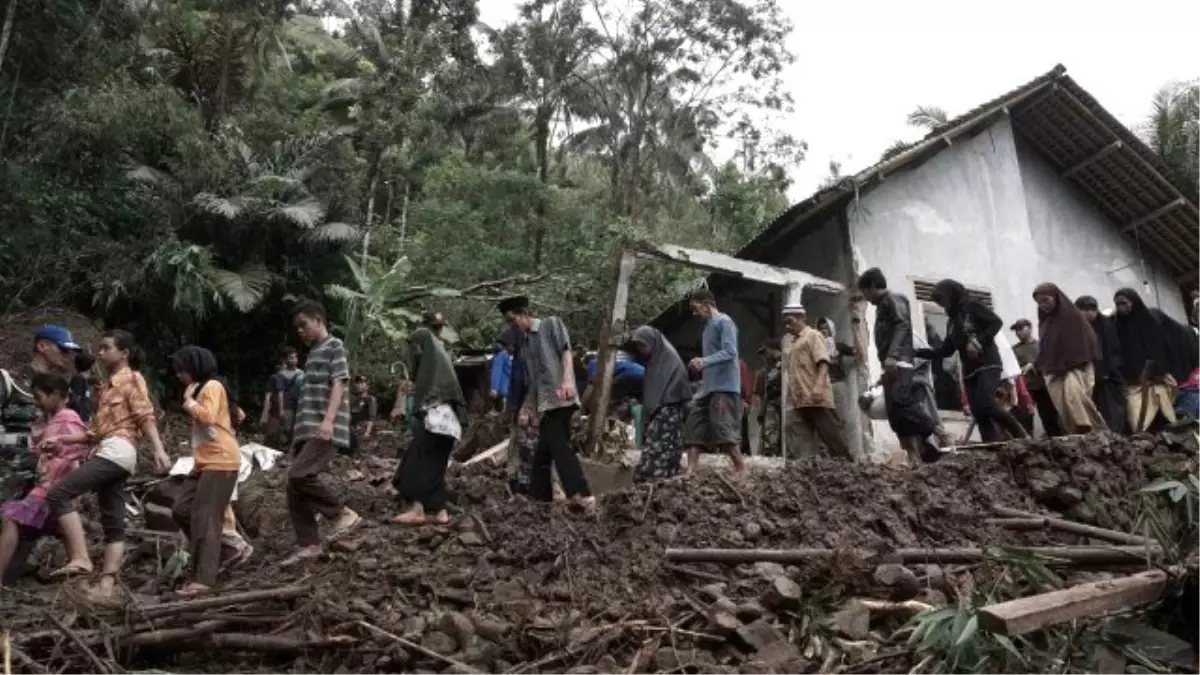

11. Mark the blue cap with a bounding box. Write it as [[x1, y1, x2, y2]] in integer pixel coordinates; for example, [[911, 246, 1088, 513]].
[[34, 325, 81, 351]]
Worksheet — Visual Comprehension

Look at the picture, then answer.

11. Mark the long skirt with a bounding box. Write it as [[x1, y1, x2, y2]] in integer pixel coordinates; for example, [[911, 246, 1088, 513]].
[[393, 425, 455, 512], [506, 420, 563, 496], [1045, 364, 1107, 433], [1125, 380, 1177, 433], [634, 402, 686, 482]]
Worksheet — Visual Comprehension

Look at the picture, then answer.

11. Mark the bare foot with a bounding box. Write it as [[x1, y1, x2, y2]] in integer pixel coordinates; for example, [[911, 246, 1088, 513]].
[[326, 508, 362, 540], [391, 510, 426, 525], [280, 545, 323, 567], [50, 560, 93, 578], [177, 582, 210, 596], [427, 510, 450, 525]]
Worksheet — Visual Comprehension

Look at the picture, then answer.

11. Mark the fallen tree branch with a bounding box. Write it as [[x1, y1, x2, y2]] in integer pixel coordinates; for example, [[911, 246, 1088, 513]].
[[120, 620, 230, 647], [43, 612, 110, 675], [992, 505, 1152, 546], [665, 545, 1159, 566], [358, 621, 479, 673], [662, 563, 727, 584], [137, 585, 311, 620], [207, 633, 355, 652]]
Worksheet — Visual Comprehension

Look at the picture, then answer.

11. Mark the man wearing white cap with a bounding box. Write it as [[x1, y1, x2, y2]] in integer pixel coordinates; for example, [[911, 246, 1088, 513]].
[[781, 304, 850, 459]]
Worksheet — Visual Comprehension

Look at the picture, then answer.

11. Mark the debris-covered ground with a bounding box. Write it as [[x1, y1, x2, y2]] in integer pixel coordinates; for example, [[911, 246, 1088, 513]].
[[1, 430, 1196, 674]]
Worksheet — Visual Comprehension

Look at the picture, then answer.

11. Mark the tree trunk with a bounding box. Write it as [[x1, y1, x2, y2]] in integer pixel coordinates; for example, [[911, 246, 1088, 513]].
[[397, 180, 410, 248], [360, 174, 379, 267], [531, 107, 552, 269], [0, 0, 18, 78]]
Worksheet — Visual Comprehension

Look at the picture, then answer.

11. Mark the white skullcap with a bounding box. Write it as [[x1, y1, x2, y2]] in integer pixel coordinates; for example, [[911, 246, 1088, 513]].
[[781, 303, 806, 315]]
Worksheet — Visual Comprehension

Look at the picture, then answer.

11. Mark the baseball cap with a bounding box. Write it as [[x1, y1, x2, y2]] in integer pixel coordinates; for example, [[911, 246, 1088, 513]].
[[1009, 318, 1032, 332], [781, 303, 806, 316], [34, 324, 81, 351]]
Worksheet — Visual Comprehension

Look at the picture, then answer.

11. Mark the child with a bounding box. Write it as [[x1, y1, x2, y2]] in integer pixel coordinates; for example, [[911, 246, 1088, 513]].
[[168, 346, 242, 595], [0, 373, 88, 584], [282, 301, 360, 566], [349, 375, 377, 454], [44, 330, 170, 600]]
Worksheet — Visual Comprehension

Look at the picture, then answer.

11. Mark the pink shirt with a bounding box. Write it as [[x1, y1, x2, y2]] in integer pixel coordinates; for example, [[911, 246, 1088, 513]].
[[29, 409, 89, 500]]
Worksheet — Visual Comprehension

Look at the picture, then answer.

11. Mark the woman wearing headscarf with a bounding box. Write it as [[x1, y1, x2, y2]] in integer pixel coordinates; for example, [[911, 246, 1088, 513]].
[[815, 317, 863, 459], [169, 346, 244, 594], [1032, 283, 1107, 433], [916, 279, 1028, 442], [1112, 288, 1197, 432], [392, 327, 466, 525], [1073, 296, 1127, 433], [626, 326, 692, 481]]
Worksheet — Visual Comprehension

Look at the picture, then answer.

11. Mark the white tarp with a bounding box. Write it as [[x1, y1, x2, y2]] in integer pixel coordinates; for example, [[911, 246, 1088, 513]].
[[168, 442, 283, 501]]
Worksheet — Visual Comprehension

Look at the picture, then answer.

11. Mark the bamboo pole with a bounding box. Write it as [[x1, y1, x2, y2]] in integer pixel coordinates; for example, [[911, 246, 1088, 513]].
[[992, 505, 1152, 546]]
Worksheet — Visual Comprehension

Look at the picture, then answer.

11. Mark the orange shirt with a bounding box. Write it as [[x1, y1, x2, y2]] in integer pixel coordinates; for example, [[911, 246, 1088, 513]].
[[785, 326, 835, 410], [91, 367, 155, 443], [186, 381, 241, 472]]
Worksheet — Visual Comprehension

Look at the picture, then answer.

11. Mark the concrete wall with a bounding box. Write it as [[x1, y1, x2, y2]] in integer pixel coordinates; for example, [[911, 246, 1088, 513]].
[[845, 115, 1184, 459]]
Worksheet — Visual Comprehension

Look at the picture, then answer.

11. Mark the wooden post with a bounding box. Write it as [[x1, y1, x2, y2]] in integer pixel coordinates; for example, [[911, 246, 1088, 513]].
[[778, 282, 803, 465], [991, 505, 1152, 546], [978, 570, 1167, 636], [586, 246, 639, 456]]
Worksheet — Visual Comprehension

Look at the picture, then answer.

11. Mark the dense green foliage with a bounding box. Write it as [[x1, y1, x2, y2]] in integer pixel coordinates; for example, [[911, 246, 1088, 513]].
[[0, 0, 796, 400]]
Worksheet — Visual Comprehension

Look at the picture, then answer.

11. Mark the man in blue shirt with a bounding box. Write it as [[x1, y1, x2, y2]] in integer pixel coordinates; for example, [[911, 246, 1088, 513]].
[[682, 289, 745, 475], [490, 336, 513, 412]]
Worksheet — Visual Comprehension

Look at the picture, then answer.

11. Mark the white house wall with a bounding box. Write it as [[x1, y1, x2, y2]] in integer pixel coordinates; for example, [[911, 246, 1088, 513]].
[[846, 115, 1183, 459]]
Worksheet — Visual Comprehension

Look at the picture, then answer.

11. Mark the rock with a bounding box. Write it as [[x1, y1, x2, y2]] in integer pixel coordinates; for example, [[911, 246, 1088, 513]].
[[1090, 645, 1125, 674], [439, 611, 475, 647], [1105, 619, 1196, 671], [400, 616, 427, 637], [706, 610, 741, 637], [421, 631, 457, 656], [596, 655, 619, 672], [1047, 485, 1083, 510], [734, 619, 785, 652], [459, 636, 497, 668], [753, 561, 786, 578], [470, 614, 513, 642], [1067, 501, 1097, 523], [873, 564, 920, 601], [655, 523, 678, 543], [760, 575, 803, 611], [742, 521, 763, 540], [827, 600, 870, 639], [700, 582, 727, 600], [735, 600, 765, 622], [916, 588, 948, 607], [331, 538, 361, 553], [713, 597, 739, 615], [1029, 469, 1062, 501], [654, 647, 679, 671], [357, 557, 379, 572], [459, 532, 484, 547]]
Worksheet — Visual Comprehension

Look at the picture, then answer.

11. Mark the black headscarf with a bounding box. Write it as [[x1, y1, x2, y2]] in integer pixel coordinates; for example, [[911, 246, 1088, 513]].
[[170, 346, 242, 424], [627, 326, 691, 417], [1113, 288, 1170, 382], [1114, 288, 1198, 382], [1033, 282, 1100, 374], [932, 279, 969, 315]]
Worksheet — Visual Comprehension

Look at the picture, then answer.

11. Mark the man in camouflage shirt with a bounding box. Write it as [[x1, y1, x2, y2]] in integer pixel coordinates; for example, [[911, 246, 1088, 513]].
[[0, 325, 79, 584], [756, 339, 783, 456]]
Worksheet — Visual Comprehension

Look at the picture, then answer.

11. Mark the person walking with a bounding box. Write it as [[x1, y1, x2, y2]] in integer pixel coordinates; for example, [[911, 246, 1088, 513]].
[[681, 289, 745, 475], [781, 304, 850, 459], [498, 296, 592, 506], [1074, 296, 1127, 433], [282, 302, 361, 566], [392, 326, 467, 525], [169, 346, 241, 595], [1032, 283, 1107, 433], [1009, 319, 1062, 437], [626, 326, 691, 482], [1112, 288, 1196, 432], [916, 280, 1028, 442]]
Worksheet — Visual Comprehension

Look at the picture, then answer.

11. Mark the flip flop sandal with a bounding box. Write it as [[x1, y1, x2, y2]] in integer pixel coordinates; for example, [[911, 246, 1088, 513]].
[[50, 563, 93, 579], [280, 548, 322, 567]]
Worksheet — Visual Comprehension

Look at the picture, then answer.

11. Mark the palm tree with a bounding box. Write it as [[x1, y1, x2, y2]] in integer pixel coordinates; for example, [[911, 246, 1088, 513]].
[[1141, 80, 1199, 199], [879, 104, 951, 162]]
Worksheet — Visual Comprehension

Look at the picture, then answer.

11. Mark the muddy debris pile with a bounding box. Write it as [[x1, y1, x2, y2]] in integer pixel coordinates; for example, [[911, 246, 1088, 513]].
[[3, 430, 1193, 674], [990, 429, 1195, 530]]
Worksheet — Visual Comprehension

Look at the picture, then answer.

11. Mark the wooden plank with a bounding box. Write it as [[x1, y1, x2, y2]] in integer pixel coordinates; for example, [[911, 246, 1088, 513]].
[[634, 241, 844, 294], [1122, 197, 1186, 232], [585, 248, 639, 456], [461, 439, 510, 466], [978, 570, 1167, 636], [1061, 140, 1122, 178]]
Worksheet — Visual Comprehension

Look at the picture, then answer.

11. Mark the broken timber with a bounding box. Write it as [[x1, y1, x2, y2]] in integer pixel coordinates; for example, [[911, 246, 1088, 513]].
[[991, 505, 1152, 546], [664, 545, 1158, 566], [586, 238, 845, 457], [978, 570, 1168, 636]]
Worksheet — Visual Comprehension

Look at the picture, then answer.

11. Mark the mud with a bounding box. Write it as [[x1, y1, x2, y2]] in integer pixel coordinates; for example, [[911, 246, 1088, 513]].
[[2, 428, 1193, 674]]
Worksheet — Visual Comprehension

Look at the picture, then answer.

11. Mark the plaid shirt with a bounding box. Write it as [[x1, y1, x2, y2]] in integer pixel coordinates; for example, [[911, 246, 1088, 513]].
[[91, 367, 155, 443]]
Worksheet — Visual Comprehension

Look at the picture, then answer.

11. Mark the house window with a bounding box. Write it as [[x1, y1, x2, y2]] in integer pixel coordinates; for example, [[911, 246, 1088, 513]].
[[913, 280, 995, 413]]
